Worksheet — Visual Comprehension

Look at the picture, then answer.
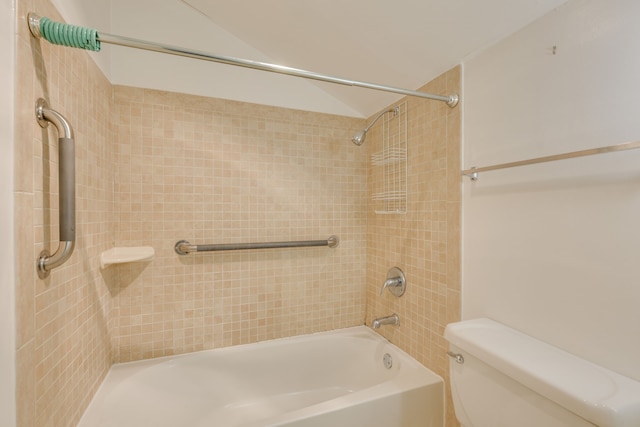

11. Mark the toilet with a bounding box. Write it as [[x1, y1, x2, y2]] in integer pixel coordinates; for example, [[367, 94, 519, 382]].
[[444, 318, 640, 427]]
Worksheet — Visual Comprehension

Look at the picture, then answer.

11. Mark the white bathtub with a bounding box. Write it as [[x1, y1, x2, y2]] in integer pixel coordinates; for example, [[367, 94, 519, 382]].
[[78, 326, 443, 427]]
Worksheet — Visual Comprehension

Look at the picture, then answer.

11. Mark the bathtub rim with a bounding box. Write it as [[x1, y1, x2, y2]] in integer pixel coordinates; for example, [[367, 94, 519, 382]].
[[79, 325, 444, 427]]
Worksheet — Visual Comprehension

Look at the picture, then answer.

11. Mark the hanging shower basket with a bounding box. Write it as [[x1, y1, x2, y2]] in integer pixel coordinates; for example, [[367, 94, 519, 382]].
[[371, 102, 407, 214]]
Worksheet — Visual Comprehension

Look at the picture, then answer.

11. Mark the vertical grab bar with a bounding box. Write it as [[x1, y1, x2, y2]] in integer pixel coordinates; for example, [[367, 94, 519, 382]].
[[36, 98, 76, 279]]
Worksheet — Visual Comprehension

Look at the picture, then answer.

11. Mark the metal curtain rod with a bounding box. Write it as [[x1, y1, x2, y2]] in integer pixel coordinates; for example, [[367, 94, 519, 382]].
[[27, 13, 459, 108], [462, 140, 640, 181], [175, 236, 339, 255]]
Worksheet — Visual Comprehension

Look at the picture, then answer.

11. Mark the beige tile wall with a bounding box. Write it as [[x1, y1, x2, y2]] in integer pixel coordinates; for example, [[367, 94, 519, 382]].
[[109, 86, 368, 362], [365, 67, 462, 427], [14, 1, 114, 426], [14, 0, 460, 425]]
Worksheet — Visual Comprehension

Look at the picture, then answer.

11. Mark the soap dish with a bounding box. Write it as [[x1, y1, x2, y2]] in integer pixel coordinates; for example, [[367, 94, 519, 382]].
[[100, 246, 154, 269]]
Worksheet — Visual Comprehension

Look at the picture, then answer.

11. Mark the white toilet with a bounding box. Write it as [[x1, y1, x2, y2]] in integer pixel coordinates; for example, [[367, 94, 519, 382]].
[[445, 318, 640, 427]]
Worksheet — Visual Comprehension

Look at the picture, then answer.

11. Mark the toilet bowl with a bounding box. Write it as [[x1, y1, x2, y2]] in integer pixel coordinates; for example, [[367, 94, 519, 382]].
[[445, 318, 640, 427]]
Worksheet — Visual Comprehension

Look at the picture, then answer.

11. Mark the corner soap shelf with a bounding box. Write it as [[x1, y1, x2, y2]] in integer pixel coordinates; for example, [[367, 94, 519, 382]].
[[100, 246, 154, 269]]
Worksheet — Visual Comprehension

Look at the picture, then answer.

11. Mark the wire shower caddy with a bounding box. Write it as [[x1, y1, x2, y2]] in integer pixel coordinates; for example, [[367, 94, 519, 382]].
[[371, 102, 407, 214]]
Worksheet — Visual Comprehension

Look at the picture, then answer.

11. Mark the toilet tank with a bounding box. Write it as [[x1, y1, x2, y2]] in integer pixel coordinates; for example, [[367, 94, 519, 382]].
[[444, 319, 640, 427]]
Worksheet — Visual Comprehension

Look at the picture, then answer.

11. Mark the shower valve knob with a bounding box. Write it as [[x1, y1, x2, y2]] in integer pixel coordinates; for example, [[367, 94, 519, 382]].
[[380, 267, 406, 297]]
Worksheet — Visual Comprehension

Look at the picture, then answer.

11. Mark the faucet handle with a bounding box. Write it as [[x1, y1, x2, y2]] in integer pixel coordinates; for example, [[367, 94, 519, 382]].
[[380, 267, 406, 297], [380, 277, 401, 296]]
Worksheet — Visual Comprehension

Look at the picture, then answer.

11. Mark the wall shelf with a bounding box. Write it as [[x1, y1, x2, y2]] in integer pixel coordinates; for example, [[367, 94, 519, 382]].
[[100, 246, 154, 269]]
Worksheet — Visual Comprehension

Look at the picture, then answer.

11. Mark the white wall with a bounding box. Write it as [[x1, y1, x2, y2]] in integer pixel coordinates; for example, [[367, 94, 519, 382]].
[[49, 0, 362, 116], [463, 0, 640, 380], [109, 0, 362, 117], [2, 0, 16, 425], [50, 0, 111, 78]]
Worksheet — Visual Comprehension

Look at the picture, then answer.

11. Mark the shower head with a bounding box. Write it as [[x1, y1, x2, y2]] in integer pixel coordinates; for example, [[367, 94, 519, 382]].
[[352, 130, 367, 146], [351, 107, 397, 146]]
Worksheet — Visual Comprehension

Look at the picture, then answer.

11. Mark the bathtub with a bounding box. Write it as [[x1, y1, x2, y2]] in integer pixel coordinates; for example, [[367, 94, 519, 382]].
[[78, 326, 444, 427]]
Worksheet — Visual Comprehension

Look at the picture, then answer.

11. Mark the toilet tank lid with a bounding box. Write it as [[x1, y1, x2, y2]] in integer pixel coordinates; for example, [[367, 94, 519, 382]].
[[445, 318, 640, 427]]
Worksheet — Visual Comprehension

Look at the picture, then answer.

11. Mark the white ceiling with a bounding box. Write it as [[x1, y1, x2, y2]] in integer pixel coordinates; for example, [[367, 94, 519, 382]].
[[178, 0, 568, 116], [57, 0, 568, 117]]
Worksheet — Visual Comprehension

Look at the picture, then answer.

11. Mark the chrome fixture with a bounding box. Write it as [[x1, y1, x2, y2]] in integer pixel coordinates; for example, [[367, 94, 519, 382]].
[[447, 351, 465, 364], [380, 267, 406, 297], [462, 139, 640, 181], [382, 353, 393, 369], [28, 13, 460, 108], [352, 106, 398, 146], [175, 235, 339, 255], [372, 313, 400, 329], [35, 98, 76, 279]]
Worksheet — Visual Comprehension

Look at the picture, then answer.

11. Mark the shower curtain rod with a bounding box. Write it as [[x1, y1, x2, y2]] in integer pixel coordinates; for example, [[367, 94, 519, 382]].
[[27, 13, 459, 108]]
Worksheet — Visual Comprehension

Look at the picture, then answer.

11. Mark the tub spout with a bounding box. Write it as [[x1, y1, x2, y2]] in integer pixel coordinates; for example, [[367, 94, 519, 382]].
[[372, 314, 399, 329]]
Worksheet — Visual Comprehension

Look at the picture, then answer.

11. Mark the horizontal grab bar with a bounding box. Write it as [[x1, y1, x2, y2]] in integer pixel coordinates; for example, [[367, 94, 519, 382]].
[[175, 236, 339, 255]]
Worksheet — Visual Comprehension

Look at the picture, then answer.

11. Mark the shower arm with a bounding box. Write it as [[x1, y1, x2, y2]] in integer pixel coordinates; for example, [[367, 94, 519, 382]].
[[27, 13, 459, 108], [364, 107, 397, 134], [352, 106, 399, 145], [36, 98, 76, 279]]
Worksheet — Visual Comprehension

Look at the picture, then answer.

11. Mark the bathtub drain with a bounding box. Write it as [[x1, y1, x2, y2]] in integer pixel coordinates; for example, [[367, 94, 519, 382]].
[[383, 353, 393, 369]]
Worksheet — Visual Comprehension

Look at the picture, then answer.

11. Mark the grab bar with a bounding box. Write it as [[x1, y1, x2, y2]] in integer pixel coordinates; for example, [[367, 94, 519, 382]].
[[36, 98, 76, 279], [175, 236, 339, 255]]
